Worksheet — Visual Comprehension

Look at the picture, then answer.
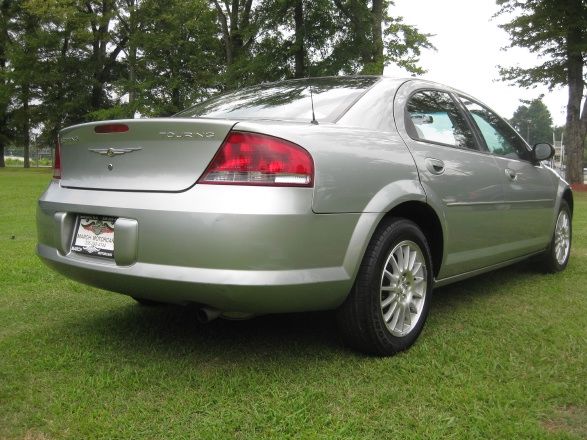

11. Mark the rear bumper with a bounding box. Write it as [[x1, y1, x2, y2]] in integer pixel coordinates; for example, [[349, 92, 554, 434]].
[[37, 243, 350, 312], [36, 181, 366, 313]]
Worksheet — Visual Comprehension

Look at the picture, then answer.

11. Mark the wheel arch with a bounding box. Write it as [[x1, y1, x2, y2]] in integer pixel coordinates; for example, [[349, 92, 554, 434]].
[[343, 199, 445, 285], [562, 187, 573, 216], [381, 201, 444, 278]]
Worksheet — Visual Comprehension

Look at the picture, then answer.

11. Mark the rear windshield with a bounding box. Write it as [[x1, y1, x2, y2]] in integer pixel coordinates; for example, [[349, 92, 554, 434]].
[[176, 77, 379, 123]]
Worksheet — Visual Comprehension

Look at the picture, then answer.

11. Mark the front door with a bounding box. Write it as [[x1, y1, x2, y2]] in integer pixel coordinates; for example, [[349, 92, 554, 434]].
[[458, 96, 556, 255]]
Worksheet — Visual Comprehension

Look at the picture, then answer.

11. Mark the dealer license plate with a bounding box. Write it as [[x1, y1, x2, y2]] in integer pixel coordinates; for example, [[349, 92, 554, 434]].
[[71, 215, 117, 258]]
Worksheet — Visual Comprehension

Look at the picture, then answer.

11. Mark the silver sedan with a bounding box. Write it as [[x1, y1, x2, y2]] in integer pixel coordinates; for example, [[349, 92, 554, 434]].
[[37, 77, 573, 355]]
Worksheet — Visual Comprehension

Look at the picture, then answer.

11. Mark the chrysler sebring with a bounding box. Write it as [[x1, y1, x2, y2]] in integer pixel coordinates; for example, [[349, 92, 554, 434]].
[[37, 77, 573, 355]]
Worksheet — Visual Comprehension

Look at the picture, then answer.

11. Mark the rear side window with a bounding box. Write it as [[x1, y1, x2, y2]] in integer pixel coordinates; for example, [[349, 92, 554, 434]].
[[459, 96, 529, 160], [406, 90, 476, 149]]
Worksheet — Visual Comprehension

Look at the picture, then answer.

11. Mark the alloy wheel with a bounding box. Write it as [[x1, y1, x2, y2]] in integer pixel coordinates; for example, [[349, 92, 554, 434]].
[[380, 240, 428, 337], [554, 209, 571, 265]]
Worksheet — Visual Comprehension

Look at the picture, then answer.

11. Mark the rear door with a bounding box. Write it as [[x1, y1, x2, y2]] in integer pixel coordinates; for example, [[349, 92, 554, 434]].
[[394, 81, 510, 279], [457, 96, 556, 254]]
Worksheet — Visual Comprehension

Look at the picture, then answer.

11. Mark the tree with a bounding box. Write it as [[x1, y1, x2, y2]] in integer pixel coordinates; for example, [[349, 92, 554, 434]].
[[496, 0, 587, 184], [116, 0, 141, 114], [210, 0, 263, 87], [230, 0, 432, 86], [128, 0, 221, 116], [255, 0, 340, 80], [19, 0, 89, 148], [510, 97, 554, 145], [331, 0, 432, 75], [0, 0, 434, 162], [0, 0, 12, 168], [4, 0, 48, 168]]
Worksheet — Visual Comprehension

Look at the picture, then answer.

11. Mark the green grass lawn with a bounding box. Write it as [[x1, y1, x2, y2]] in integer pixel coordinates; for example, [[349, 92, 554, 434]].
[[1, 168, 585, 440]]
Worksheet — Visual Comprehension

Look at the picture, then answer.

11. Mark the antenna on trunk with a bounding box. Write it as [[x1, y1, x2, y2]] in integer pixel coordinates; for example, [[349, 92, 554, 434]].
[[303, 0, 318, 125], [310, 87, 318, 125]]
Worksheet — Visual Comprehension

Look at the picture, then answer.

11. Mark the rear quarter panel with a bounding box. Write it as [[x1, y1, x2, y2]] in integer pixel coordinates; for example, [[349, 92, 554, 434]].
[[234, 120, 426, 285], [233, 121, 422, 214]]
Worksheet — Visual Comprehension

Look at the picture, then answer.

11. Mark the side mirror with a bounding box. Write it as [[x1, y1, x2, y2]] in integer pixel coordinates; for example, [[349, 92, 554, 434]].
[[532, 143, 555, 162]]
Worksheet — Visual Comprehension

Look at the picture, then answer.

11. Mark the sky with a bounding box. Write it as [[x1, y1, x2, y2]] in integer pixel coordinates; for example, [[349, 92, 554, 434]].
[[384, 0, 568, 130]]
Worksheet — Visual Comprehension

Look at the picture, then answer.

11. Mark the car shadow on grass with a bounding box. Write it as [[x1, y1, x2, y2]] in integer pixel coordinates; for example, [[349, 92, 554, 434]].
[[59, 260, 539, 360], [69, 303, 346, 361]]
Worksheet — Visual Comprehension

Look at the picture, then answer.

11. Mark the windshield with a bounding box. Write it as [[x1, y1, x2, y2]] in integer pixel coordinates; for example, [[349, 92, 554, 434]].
[[176, 77, 380, 123]]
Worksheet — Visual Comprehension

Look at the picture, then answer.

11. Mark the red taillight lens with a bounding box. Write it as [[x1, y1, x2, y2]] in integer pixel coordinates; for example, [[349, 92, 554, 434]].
[[199, 132, 314, 187], [53, 142, 61, 179], [94, 123, 129, 133]]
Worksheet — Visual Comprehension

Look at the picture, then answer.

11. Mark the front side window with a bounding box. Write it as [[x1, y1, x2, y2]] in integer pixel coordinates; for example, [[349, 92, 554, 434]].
[[406, 90, 476, 149], [459, 96, 529, 160]]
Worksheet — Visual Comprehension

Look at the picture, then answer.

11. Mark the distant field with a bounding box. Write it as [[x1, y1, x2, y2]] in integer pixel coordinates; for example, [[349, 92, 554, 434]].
[[1, 168, 585, 439]]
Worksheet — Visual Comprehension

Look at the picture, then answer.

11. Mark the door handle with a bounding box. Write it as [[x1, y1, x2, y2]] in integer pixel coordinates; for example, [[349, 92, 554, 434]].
[[425, 158, 445, 175], [505, 168, 517, 181]]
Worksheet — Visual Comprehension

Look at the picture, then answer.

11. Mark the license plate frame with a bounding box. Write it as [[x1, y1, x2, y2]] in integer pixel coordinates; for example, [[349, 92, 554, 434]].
[[71, 215, 117, 259]]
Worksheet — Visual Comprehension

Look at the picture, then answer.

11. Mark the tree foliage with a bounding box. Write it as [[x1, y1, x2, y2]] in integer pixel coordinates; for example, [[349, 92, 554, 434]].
[[332, 0, 432, 75], [116, 0, 222, 116], [0, 0, 432, 166], [496, 0, 587, 184], [510, 97, 554, 145]]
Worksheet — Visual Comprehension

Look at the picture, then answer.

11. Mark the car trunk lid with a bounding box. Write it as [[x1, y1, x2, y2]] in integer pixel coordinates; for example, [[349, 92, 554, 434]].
[[58, 118, 235, 192]]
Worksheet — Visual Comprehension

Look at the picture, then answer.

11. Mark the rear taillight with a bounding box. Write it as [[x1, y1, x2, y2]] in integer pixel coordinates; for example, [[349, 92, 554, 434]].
[[199, 131, 314, 187], [53, 142, 61, 179]]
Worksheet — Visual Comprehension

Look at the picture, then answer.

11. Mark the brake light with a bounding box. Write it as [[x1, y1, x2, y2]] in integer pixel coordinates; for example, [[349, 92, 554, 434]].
[[199, 131, 314, 187], [53, 141, 61, 179], [94, 123, 129, 133]]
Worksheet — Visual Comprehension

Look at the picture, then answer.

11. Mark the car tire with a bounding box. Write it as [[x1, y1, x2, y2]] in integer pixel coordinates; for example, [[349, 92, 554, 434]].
[[132, 297, 167, 307], [540, 200, 572, 273], [337, 218, 433, 356]]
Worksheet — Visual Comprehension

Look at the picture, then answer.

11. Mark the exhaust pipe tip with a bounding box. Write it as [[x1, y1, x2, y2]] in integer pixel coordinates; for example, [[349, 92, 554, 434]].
[[196, 307, 221, 323]]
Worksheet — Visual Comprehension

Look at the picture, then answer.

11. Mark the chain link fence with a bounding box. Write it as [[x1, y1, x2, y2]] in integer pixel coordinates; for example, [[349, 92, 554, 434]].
[[3, 146, 54, 167]]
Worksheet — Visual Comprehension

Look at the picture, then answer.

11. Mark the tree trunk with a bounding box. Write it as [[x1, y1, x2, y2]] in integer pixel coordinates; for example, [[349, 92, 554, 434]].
[[563, 6, 586, 185], [337, 0, 382, 75], [0, 21, 5, 168], [21, 83, 30, 169], [213, 0, 255, 68], [0, 59, 5, 168], [171, 86, 181, 114], [90, 45, 107, 110], [368, 0, 384, 75], [89, 0, 115, 112], [565, 122, 584, 184], [213, 0, 233, 64], [228, 0, 245, 64], [128, 48, 136, 116], [293, 0, 305, 78], [127, 0, 138, 117]]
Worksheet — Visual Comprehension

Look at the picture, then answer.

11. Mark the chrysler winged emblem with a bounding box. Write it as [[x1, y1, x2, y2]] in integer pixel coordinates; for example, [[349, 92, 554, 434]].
[[89, 147, 142, 157]]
